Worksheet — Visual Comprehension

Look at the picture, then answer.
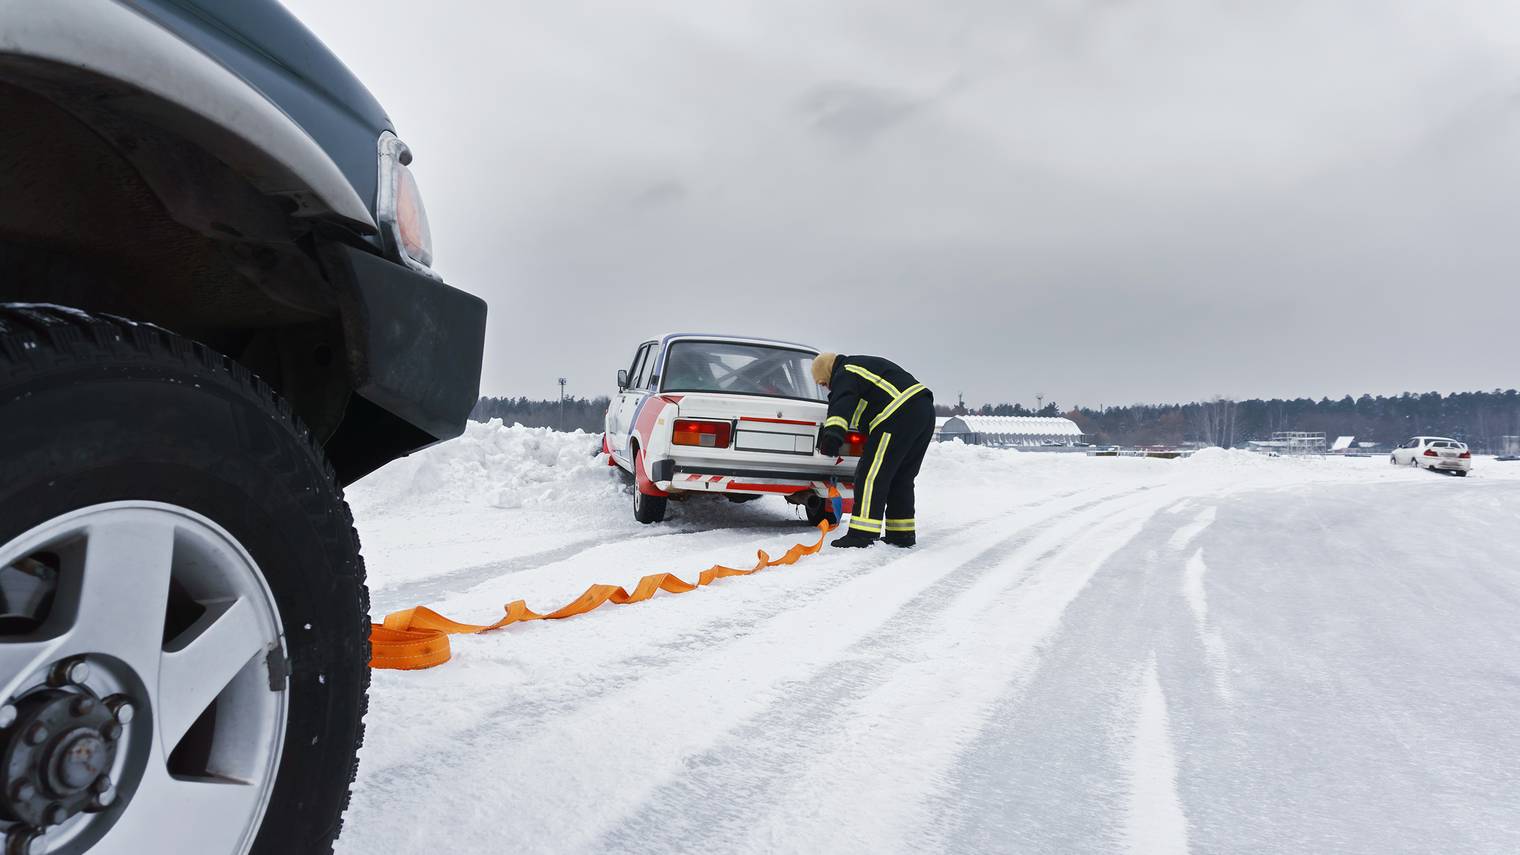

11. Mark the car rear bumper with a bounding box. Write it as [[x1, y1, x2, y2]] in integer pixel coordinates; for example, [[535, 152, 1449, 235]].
[[655, 459, 854, 495]]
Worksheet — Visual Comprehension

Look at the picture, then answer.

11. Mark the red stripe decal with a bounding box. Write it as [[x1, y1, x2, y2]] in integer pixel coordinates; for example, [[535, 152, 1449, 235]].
[[727, 483, 812, 494]]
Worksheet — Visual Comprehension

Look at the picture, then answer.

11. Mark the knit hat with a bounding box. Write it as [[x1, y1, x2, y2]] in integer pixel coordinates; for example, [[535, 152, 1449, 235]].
[[811, 353, 838, 386]]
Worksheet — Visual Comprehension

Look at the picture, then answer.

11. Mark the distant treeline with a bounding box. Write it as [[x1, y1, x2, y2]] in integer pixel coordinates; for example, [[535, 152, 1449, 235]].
[[1055, 390, 1520, 451], [473, 389, 1520, 452], [471, 396, 611, 432]]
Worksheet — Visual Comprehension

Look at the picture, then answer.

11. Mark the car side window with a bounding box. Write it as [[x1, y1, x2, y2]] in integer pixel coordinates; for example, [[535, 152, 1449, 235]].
[[641, 345, 662, 389], [626, 345, 649, 391], [634, 344, 657, 389]]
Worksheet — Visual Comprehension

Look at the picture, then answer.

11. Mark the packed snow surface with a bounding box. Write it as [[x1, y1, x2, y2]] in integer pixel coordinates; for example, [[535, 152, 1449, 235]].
[[339, 421, 1520, 855]]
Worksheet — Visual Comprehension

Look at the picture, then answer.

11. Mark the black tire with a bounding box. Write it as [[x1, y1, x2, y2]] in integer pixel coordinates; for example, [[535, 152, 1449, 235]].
[[633, 486, 668, 524], [630, 447, 667, 523], [0, 306, 368, 853], [1454, 470, 1469, 477]]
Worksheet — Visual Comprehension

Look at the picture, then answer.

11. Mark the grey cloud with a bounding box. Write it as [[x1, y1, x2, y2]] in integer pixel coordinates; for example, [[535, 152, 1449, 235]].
[[630, 179, 688, 210], [798, 82, 924, 145]]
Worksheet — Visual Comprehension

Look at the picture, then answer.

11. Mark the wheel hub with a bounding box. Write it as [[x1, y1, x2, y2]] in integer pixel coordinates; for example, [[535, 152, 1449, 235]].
[[1, 668, 134, 832]]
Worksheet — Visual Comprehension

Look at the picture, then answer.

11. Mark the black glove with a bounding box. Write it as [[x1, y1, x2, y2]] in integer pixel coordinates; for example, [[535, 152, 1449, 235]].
[[817, 429, 844, 457]]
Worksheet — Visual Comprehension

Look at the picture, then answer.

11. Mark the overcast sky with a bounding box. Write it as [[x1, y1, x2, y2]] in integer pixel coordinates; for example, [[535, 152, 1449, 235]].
[[285, 0, 1520, 409]]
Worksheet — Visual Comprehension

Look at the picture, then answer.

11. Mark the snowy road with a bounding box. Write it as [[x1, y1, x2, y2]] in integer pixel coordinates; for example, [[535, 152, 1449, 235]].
[[336, 424, 1520, 854]]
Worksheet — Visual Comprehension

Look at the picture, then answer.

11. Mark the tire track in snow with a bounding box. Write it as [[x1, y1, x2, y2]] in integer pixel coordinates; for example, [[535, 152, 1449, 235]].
[[368, 490, 1087, 720], [356, 507, 1029, 778], [369, 519, 815, 614], [593, 487, 1163, 855], [341, 487, 1148, 854], [927, 489, 1220, 853], [1167, 506, 1216, 552], [1123, 657, 1190, 855], [731, 490, 1169, 854], [1182, 548, 1232, 703]]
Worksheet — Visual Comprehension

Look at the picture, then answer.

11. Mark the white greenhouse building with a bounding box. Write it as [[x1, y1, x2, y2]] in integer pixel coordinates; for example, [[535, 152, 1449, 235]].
[[936, 415, 1085, 448]]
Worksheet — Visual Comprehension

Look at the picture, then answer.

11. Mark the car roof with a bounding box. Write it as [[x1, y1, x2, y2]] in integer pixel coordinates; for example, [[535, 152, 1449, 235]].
[[654, 333, 820, 353]]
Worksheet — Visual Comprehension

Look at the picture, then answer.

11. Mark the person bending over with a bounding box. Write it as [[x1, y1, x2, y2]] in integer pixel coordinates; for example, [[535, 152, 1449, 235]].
[[812, 352, 934, 549]]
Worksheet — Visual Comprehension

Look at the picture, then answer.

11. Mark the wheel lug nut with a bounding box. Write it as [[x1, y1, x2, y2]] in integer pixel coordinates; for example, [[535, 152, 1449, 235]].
[[43, 804, 67, 826], [91, 788, 116, 810], [50, 658, 90, 687], [0, 704, 16, 729], [11, 780, 36, 801], [99, 721, 122, 742], [24, 723, 48, 745], [69, 696, 96, 717], [105, 696, 134, 725]]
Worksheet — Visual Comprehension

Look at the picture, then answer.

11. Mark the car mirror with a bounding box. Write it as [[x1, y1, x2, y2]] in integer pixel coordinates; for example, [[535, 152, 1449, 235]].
[[616, 369, 628, 390]]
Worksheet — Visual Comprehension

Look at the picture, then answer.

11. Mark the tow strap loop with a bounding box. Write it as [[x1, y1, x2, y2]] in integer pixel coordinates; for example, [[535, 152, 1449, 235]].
[[370, 519, 836, 670]]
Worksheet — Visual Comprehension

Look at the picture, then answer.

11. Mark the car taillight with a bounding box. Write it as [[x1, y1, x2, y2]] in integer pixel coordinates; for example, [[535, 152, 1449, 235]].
[[1423, 448, 1438, 457], [845, 430, 866, 457], [673, 419, 732, 448], [1459, 450, 1471, 459]]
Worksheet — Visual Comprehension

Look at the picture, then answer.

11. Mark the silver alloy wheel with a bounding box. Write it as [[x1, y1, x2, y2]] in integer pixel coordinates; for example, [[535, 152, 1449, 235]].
[[0, 503, 287, 854]]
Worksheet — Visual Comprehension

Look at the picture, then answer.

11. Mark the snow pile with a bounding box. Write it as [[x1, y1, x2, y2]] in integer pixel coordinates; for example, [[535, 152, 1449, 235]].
[[1182, 446, 1298, 472], [346, 420, 619, 515]]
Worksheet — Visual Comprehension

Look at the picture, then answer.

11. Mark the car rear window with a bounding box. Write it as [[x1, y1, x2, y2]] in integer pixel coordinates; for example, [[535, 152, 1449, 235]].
[[660, 341, 824, 401]]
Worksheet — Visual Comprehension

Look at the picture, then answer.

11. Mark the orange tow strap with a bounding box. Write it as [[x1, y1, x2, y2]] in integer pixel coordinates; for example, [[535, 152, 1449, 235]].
[[369, 519, 835, 670]]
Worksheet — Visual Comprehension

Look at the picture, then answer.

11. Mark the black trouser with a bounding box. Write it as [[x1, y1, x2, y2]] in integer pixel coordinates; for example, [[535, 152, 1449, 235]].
[[848, 392, 934, 538]]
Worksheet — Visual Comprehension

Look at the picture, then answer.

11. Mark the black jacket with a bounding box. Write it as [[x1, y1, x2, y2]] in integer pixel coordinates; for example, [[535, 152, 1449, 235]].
[[818, 355, 929, 450]]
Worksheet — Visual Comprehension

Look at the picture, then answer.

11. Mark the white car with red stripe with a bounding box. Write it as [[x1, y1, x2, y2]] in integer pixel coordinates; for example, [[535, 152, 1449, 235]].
[[602, 334, 861, 523]]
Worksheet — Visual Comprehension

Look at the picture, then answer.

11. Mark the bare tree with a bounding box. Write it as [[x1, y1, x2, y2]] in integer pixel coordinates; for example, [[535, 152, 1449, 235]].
[[1196, 396, 1238, 448]]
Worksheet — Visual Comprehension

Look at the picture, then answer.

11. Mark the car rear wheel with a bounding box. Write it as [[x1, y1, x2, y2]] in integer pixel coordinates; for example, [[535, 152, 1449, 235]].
[[631, 449, 667, 524], [0, 306, 368, 854]]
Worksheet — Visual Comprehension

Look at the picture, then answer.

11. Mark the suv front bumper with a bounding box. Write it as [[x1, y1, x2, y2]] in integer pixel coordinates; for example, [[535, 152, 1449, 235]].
[[328, 245, 487, 482]]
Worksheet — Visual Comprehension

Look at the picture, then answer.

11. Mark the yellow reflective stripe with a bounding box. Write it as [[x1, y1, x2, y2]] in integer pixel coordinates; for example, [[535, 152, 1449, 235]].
[[849, 519, 883, 534], [844, 364, 901, 398], [849, 399, 869, 430], [850, 515, 883, 526], [884, 519, 915, 532], [869, 383, 927, 432], [823, 416, 849, 430], [860, 431, 891, 523]]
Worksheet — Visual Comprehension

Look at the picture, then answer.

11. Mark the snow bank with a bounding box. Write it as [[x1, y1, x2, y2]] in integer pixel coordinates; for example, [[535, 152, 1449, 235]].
[[346, 420, 619, 516], [350, 423, 1455, 525]]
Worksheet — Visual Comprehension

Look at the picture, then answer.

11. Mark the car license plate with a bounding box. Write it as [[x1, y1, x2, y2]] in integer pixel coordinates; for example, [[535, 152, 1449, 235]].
[[735, 430, 812, 454]]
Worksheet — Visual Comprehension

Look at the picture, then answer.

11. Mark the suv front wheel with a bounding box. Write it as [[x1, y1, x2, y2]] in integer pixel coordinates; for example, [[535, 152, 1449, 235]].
[[0, 306, 368, 854]]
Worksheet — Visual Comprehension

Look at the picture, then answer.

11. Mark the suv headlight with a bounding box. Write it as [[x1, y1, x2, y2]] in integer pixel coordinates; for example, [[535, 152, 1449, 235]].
[[376, 131, 437, 277]]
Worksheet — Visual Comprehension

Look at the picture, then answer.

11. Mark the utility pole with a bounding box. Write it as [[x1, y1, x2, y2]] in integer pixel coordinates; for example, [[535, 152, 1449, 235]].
[[558, 377, 567, 431]]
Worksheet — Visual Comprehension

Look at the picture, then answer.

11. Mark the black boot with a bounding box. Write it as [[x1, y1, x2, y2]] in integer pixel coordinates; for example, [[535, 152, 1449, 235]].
[[830, 530, 877, 549], [884, 531, 916, 548]]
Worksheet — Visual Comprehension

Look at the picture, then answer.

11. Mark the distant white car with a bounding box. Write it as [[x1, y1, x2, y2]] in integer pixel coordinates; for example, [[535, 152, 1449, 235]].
[[603, 334, 860, 523], [1390, 436, 1472, 475]]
